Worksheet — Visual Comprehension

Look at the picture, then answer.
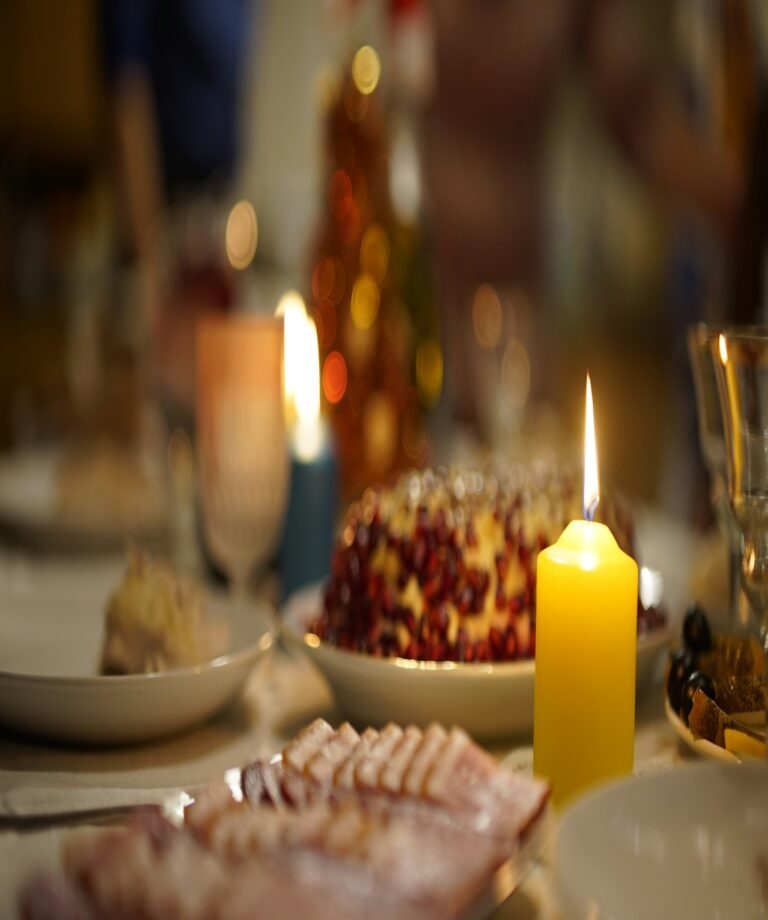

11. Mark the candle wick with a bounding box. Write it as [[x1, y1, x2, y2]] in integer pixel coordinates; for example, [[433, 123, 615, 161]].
[[584, 496, 599, 523]]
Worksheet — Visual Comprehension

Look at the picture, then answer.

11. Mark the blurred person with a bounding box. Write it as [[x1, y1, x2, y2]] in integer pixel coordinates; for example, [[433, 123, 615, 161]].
[[102, 0, 255, 426], [423, 0, 745, 436]]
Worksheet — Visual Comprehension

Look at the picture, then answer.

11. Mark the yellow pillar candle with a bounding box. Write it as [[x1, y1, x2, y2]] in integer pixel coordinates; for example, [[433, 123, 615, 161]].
[[533, 377, 638, 809]]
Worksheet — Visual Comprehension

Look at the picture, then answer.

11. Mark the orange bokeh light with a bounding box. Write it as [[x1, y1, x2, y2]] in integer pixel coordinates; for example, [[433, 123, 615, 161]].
[[328, 169, 353, 219], [322, 351, 348, 404]]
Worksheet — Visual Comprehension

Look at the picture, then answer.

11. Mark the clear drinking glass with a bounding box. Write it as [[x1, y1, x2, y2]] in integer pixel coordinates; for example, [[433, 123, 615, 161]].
[[712, 327, 768, 746], [687, 323, 744, 629], [196, 313, 288, 598]]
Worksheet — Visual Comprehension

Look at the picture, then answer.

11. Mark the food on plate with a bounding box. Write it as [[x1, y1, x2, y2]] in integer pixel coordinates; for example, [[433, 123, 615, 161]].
[[724, 727, 766, 759], [665, 605, 766, 755], [20, 719, 550, 920], [101, 552, 229, 674], [57, 440, 166, 532], [688, 688, 765, 749], [312, 466, 663, 663]]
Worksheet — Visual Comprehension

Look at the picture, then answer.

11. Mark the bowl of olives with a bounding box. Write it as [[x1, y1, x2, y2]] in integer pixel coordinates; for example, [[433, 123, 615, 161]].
[[664, 604, 766, 761]]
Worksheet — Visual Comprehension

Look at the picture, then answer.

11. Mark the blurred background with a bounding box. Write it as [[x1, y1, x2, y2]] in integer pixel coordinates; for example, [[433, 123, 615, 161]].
[[0, 0, 766, 529]]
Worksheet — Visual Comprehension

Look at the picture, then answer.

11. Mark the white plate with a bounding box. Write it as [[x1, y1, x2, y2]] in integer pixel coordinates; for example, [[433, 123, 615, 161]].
[[2, 768, 549, 920], [0, 571, 275, 745], [282, 584, 671, 741], [554, 762, 768, 920], [0, 449, 167, 549]]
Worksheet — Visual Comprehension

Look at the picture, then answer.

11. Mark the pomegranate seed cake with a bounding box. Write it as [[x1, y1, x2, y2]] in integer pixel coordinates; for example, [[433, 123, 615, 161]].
[[313, 466, 653, 663]]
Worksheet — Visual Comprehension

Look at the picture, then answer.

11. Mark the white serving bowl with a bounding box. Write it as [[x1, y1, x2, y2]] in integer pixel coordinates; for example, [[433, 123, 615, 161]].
[[554, 762, 768, 920], [0, 572, 275, 745], [282, 584, 670, 741]]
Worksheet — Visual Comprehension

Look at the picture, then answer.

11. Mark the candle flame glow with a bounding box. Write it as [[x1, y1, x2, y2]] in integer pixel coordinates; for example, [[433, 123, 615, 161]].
[[584, 374, 600, 522], [718, 333, 728, 365], [276, 290, 323, 460]]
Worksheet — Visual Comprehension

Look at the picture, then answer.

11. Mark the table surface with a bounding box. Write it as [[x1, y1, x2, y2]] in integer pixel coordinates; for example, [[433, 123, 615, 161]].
[[0, 506, 701, 918]]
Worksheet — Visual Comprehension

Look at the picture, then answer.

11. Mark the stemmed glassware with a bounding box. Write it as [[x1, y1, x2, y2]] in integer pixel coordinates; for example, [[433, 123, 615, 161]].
[[712, 327, 768, 742], [688, 323, 745, 629], [196, 313, 288, 599]]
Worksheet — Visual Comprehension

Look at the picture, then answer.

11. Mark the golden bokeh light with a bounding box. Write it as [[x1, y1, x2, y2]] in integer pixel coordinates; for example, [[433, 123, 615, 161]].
[[472, 283, 503, 350], [416, 339, 443, 407], [350, 272, 380, 330], [225, 199, 258, 270], [322, 351, 348, 404], [363, 391, 397, 475], [360, 224, 390, 283], [352, 45, 381, 96]]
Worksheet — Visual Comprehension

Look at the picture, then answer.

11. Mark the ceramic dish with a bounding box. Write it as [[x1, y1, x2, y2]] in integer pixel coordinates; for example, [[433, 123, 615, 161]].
[[0, 571, 274, 745], [554, 762, 768, 920], [664, 696, 750, 763], [0, 449, 167, 549], [282, 583, 671, 741]]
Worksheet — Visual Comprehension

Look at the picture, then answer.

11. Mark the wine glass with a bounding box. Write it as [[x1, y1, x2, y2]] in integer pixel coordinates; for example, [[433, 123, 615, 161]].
[[687, 323, 744, 629], [712, 327, 768, 741], [196, 313, 288, 599]]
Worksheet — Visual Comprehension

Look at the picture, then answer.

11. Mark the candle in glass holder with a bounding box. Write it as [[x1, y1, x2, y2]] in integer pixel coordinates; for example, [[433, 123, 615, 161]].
[[277, 292, 338, 599], [533, 376, 638, 808]]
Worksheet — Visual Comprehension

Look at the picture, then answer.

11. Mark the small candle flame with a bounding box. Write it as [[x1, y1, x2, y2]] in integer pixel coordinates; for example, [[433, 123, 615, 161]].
[[276, 290, 323, 460], [584, 374, 599, 522], [718, 333, 728, 365]]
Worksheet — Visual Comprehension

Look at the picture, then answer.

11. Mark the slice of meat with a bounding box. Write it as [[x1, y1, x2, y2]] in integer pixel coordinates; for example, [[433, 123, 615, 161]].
[[403, 724, 450, 796], [379, 725, 423, 793], [20, 872, 97, 920], [355, 722, 404, 788], [305, 722, 361, 785], [283, 718, 336, 773], [334, 726, 379, 789]]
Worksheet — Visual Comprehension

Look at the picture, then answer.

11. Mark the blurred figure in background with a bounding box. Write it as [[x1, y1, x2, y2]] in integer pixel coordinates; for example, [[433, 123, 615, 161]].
[[424, 0, 744, 438], [102, 0, 255, 427]]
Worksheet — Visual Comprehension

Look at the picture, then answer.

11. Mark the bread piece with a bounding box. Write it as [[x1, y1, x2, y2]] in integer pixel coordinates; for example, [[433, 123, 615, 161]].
[[712, 674, 766, 715], [688, 689, 764, 747]]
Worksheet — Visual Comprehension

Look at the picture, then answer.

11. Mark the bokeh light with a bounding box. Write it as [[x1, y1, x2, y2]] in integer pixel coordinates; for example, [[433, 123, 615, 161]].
[[328, 169, 353, 219], [322, 351, 348, 404], [352, 45, 381, 96], [472, 283, 503, 350], [416, 339, 443, 406], [225, 199, 258, 270], [350, 272, 380, 330], [363, 391, 396, 475], [359, 224, 390, 283], [312, 255, 346, 305]]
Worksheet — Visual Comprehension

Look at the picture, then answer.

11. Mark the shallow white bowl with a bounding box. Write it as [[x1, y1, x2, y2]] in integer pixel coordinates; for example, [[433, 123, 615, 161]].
[[0, 573, 275, 745], [554, 762, 768, 920], [282, 584, 670, 741], [0, 449, 167, 549]]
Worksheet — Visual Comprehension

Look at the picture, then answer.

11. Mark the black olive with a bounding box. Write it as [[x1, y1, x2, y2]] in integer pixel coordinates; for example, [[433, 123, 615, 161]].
[[680, 671, 716, 725], [682, 604, 712, 652], [666, 646, 697, 712]]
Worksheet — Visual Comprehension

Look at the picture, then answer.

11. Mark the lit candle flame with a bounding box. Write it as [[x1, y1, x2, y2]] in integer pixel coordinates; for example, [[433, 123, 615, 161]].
[[276, 290, 323, 460], [584, 374, 599, 522], [718, 333, 728, 365]]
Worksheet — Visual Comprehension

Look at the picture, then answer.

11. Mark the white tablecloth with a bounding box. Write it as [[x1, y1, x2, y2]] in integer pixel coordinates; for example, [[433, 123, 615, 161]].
[[0, 507, 700, 918]]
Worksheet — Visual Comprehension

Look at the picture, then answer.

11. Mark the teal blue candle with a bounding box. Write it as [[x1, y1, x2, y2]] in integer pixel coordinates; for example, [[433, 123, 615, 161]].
[[279, 423, 338, 600]]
